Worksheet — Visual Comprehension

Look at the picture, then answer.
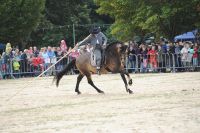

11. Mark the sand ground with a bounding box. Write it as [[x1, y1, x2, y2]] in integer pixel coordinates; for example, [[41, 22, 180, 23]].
[[0, 72, 200, 133]]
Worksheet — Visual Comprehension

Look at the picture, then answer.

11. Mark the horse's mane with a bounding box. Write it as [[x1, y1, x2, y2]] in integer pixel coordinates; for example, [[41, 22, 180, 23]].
[[105, 41, 124, 52]]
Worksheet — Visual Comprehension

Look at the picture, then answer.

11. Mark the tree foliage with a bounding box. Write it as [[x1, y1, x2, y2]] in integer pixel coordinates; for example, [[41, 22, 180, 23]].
[[95, 0, 200, 41], [30, 0, 113, 48], [29, 0, 92, 47], [0, 0, 45, 46], [0, 0, 113, 48], [45, 0, 91, 25]]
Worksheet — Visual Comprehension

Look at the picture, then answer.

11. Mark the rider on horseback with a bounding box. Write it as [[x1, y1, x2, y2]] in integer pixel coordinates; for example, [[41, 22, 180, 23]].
[[75, 26, 107, 75]]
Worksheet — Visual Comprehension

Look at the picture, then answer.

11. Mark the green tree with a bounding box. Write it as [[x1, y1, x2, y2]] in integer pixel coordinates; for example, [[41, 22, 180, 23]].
[[30, 0, 115, 48], [29, 0, 92, 48], [0, 0, 45, 47], [95, 0, 200, 41], [45, 0, 91, 25]]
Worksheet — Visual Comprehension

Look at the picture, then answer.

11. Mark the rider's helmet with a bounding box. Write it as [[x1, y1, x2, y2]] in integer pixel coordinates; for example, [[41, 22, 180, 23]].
[[89, 26, 100, 34]]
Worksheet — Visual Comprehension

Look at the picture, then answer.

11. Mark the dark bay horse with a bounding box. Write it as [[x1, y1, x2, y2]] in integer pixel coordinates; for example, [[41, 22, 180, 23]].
[[54, 42, 133, 94]]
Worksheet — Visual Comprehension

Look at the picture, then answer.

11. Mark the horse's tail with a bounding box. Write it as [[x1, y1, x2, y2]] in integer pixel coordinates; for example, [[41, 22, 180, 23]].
[[54, 59, 76, 87]]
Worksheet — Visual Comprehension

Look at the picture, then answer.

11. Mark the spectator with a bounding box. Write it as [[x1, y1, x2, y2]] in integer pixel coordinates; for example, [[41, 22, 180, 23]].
[[55, 47, 64, 71], [166, 42, 175, 71], [148, 45, 157, 72], [157, 45, 165, 72], [127, 42, 137, 73], [188, 43, 194, 67], [161, 41, 168, 54], [192, 45, 198, 68], [197, 43, 200, 67], [47, 46, 56, 75], [181, 42, 190, 70], [31, 54, 44, 76], [2, 43, 13, 77], [28, 47, 33, 55], [174, 42, 182, 71], [60, 40, 67, 53], [20, 49, 28, 77], [12, 59, 20, 78], [12, 49, 21, 78], [42, 47, 50, 73], [0, 54, 3, 79], [140, 45, 148, 73], [33, 46, 39, 57], [51, 47, 57, 63], [47, 46, 56, 61]]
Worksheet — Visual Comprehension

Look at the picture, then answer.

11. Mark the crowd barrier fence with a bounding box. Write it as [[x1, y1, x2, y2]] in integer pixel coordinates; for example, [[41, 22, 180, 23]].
[[0, 53, 200, 79]]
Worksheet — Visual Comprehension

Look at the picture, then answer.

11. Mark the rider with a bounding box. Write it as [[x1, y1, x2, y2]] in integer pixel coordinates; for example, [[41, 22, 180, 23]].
[[75, 26, 108, 75]]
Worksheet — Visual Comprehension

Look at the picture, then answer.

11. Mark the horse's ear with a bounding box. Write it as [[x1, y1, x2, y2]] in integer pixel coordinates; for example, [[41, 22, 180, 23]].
[[120, 45, 128, 53], [116, 43, 127, 53], [116, 43, 122, 53]]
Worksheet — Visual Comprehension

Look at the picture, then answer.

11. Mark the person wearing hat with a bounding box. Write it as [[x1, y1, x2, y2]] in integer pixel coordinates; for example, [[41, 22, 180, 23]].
[[75, 26, 107, 75]]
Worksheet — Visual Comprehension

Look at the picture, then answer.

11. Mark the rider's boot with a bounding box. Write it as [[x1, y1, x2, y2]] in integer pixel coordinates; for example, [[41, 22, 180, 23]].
[[96, 66, 101, 75]]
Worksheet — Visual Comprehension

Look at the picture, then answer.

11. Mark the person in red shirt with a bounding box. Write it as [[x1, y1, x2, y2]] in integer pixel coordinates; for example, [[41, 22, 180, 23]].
[[193, 45, 198, 67], [31, 54, 44, 72], [147, 45, 157, 72]]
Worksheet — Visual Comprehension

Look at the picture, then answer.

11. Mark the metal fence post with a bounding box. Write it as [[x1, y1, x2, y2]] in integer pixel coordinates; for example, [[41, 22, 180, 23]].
[[125, 56, 129, 72], [135, 54, 138, 73], [10, 59, 15, 79], [172, 54, 176, 73], [73, 23, 76, 46]]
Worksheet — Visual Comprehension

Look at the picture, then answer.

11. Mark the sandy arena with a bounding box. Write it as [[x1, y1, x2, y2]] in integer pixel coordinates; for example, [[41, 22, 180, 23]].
[[0, 72, 200, 133]]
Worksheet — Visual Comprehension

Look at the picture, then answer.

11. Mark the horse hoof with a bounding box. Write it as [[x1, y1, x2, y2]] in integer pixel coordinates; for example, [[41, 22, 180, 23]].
[[76, 91, 81, 95], [128, 89, 133, 94], [128, 79, 133, 86], [98, 90, 104, 94]]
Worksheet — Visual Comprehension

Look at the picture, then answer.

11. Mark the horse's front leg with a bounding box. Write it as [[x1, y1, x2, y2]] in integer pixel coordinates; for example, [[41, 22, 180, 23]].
[[120, 72, 133, 94], [124, 71, 133, 86], [120, 69, 133, 86]]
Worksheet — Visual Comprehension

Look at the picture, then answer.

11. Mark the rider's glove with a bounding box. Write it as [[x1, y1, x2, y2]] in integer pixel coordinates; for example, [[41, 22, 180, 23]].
[[102, 44, 106, 49], [74, 43, 79, 50]]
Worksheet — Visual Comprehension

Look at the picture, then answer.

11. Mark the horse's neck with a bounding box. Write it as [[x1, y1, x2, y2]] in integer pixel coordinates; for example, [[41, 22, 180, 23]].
[[105, 52, 121, 64]]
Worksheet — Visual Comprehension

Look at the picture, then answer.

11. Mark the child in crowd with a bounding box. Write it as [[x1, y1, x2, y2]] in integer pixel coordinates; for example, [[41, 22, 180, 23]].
[[12, 49, 21, 78], [31, 54, 44, 76]]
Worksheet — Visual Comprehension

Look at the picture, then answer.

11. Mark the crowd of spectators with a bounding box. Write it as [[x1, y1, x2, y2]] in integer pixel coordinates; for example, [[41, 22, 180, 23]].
[[0, 40, 79, 79], [126, 41, 200, 73], [0, 39, 200, 79]]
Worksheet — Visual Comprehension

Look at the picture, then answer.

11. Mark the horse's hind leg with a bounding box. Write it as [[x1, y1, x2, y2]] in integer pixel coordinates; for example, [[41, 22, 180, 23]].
[[86, 74, 104, 94], [120, 72, 133, 94], [75, 74, 84, 94]]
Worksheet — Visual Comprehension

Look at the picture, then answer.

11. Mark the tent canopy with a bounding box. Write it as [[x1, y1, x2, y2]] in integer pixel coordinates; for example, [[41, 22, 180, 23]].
[[0, 43, 5, 50], [174, 30, 197, 41]]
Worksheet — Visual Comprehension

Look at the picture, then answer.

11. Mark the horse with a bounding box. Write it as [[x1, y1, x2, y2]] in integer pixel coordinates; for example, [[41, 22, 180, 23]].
[[54, 42, 133, 94]]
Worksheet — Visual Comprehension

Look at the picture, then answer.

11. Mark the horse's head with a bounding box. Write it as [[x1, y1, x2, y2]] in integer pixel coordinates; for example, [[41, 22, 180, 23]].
[[106, 42, 128, 66], [116, 43, 128, 65], [119, 44, 128, 54], [106, 42, 128, 55]]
